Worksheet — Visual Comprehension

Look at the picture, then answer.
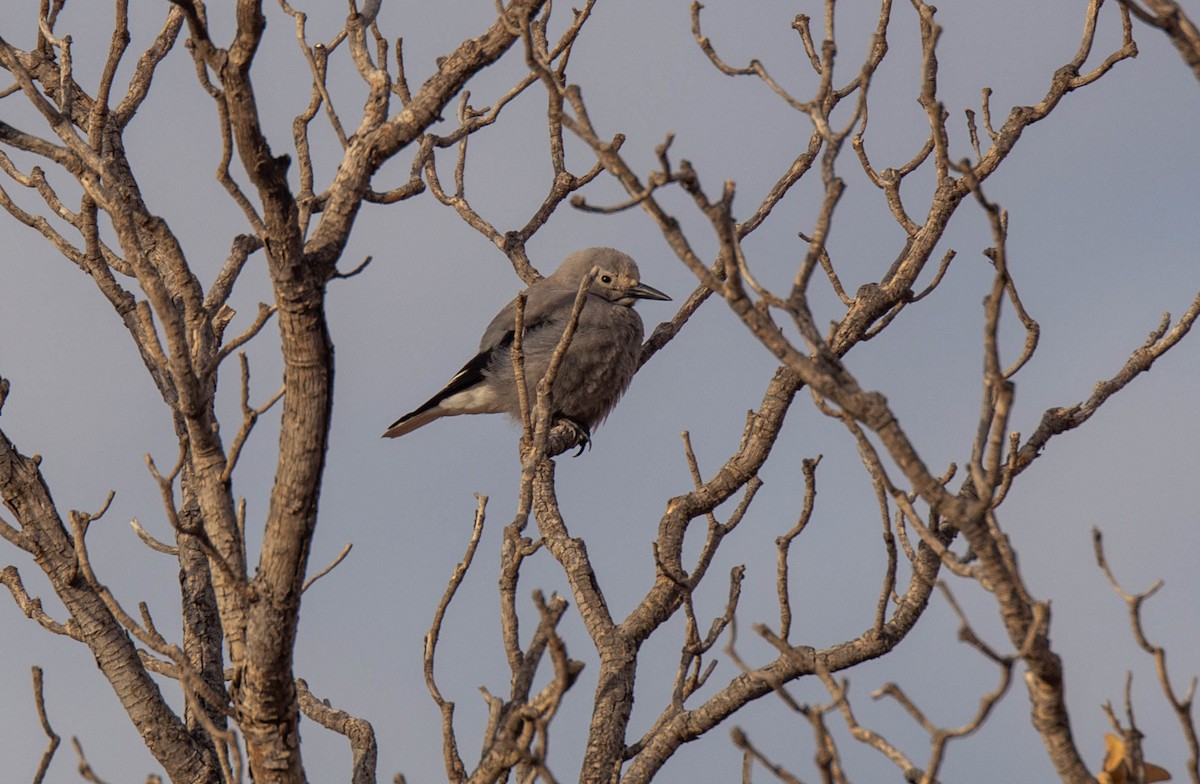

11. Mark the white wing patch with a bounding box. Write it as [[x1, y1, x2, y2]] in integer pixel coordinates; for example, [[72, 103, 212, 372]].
[[438, 385, 504, 415]]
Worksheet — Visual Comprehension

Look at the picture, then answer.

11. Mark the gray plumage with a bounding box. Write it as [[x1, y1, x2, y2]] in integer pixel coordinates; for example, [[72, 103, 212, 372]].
[[383, 247, 670, 440]]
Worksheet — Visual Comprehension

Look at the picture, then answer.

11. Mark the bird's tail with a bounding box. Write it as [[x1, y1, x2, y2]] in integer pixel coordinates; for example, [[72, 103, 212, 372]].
[[381, 408, 445, 438]]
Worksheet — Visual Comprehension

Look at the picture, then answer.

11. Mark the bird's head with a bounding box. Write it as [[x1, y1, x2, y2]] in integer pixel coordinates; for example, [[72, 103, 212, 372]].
[[552, 247, 672, 307]]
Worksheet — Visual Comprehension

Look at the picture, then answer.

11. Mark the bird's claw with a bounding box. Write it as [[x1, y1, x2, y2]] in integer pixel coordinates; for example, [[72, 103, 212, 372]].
[[556, 417, 592, 456]]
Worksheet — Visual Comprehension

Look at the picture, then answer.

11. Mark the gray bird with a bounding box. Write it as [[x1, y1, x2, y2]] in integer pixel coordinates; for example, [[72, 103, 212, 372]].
[[383, 247, 670, 442]]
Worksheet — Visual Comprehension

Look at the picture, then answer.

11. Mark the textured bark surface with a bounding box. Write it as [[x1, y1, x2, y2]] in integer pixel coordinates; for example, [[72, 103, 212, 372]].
[[0, 2, 548, 781], [2, 1, 1199, 782]]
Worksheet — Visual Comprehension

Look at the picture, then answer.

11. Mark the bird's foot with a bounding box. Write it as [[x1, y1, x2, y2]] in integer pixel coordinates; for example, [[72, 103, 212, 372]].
[[554, 416, 592, 456]]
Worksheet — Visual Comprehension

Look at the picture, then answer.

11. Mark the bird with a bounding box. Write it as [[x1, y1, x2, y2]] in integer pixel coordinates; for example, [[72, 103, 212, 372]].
[[382, 247, 670, 443]]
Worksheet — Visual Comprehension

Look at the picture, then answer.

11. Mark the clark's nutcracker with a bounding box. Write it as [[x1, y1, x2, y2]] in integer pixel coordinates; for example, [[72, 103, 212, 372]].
[[383, 247, 670, 441]]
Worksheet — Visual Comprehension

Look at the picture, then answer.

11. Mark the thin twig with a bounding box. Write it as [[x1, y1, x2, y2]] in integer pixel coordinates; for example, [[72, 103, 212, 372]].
[[423, 495, 486, 783], [302, 543, 353, 593], [31, 666, 60, 784]]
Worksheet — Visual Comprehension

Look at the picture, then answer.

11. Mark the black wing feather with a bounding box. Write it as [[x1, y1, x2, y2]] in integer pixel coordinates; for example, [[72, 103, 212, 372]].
[[387, 310, 558, 431]]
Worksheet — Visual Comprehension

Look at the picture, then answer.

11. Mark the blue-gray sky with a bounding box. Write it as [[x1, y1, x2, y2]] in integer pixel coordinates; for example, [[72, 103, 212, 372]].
[[2, 2, 1199, 782]]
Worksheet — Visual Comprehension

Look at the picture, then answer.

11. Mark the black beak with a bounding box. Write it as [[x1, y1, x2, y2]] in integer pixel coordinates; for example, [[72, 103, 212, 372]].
[[627, 281, 671, 301]]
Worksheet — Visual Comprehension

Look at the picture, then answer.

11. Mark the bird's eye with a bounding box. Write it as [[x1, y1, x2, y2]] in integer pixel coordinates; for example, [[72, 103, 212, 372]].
[[600, 274, 613, 284]]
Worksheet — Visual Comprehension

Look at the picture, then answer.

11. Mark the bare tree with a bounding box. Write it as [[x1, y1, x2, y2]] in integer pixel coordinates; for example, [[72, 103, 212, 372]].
[[1, 1, 1197, 783]]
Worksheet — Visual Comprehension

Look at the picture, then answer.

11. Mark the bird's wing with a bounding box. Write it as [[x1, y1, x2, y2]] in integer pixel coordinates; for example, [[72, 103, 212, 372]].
[[382, 347, 500, 437], [397, 347, 493, 418], [383, 287, 583, 438], [477, 286, 579, 353]]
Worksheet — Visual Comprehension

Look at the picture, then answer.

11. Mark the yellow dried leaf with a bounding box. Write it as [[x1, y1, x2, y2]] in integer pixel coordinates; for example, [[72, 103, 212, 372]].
[[1099, 732, 1172, 784]]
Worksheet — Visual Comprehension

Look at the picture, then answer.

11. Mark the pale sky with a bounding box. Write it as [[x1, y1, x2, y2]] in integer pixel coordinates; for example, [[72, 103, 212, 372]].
[[2, 2, 1199, 782]]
